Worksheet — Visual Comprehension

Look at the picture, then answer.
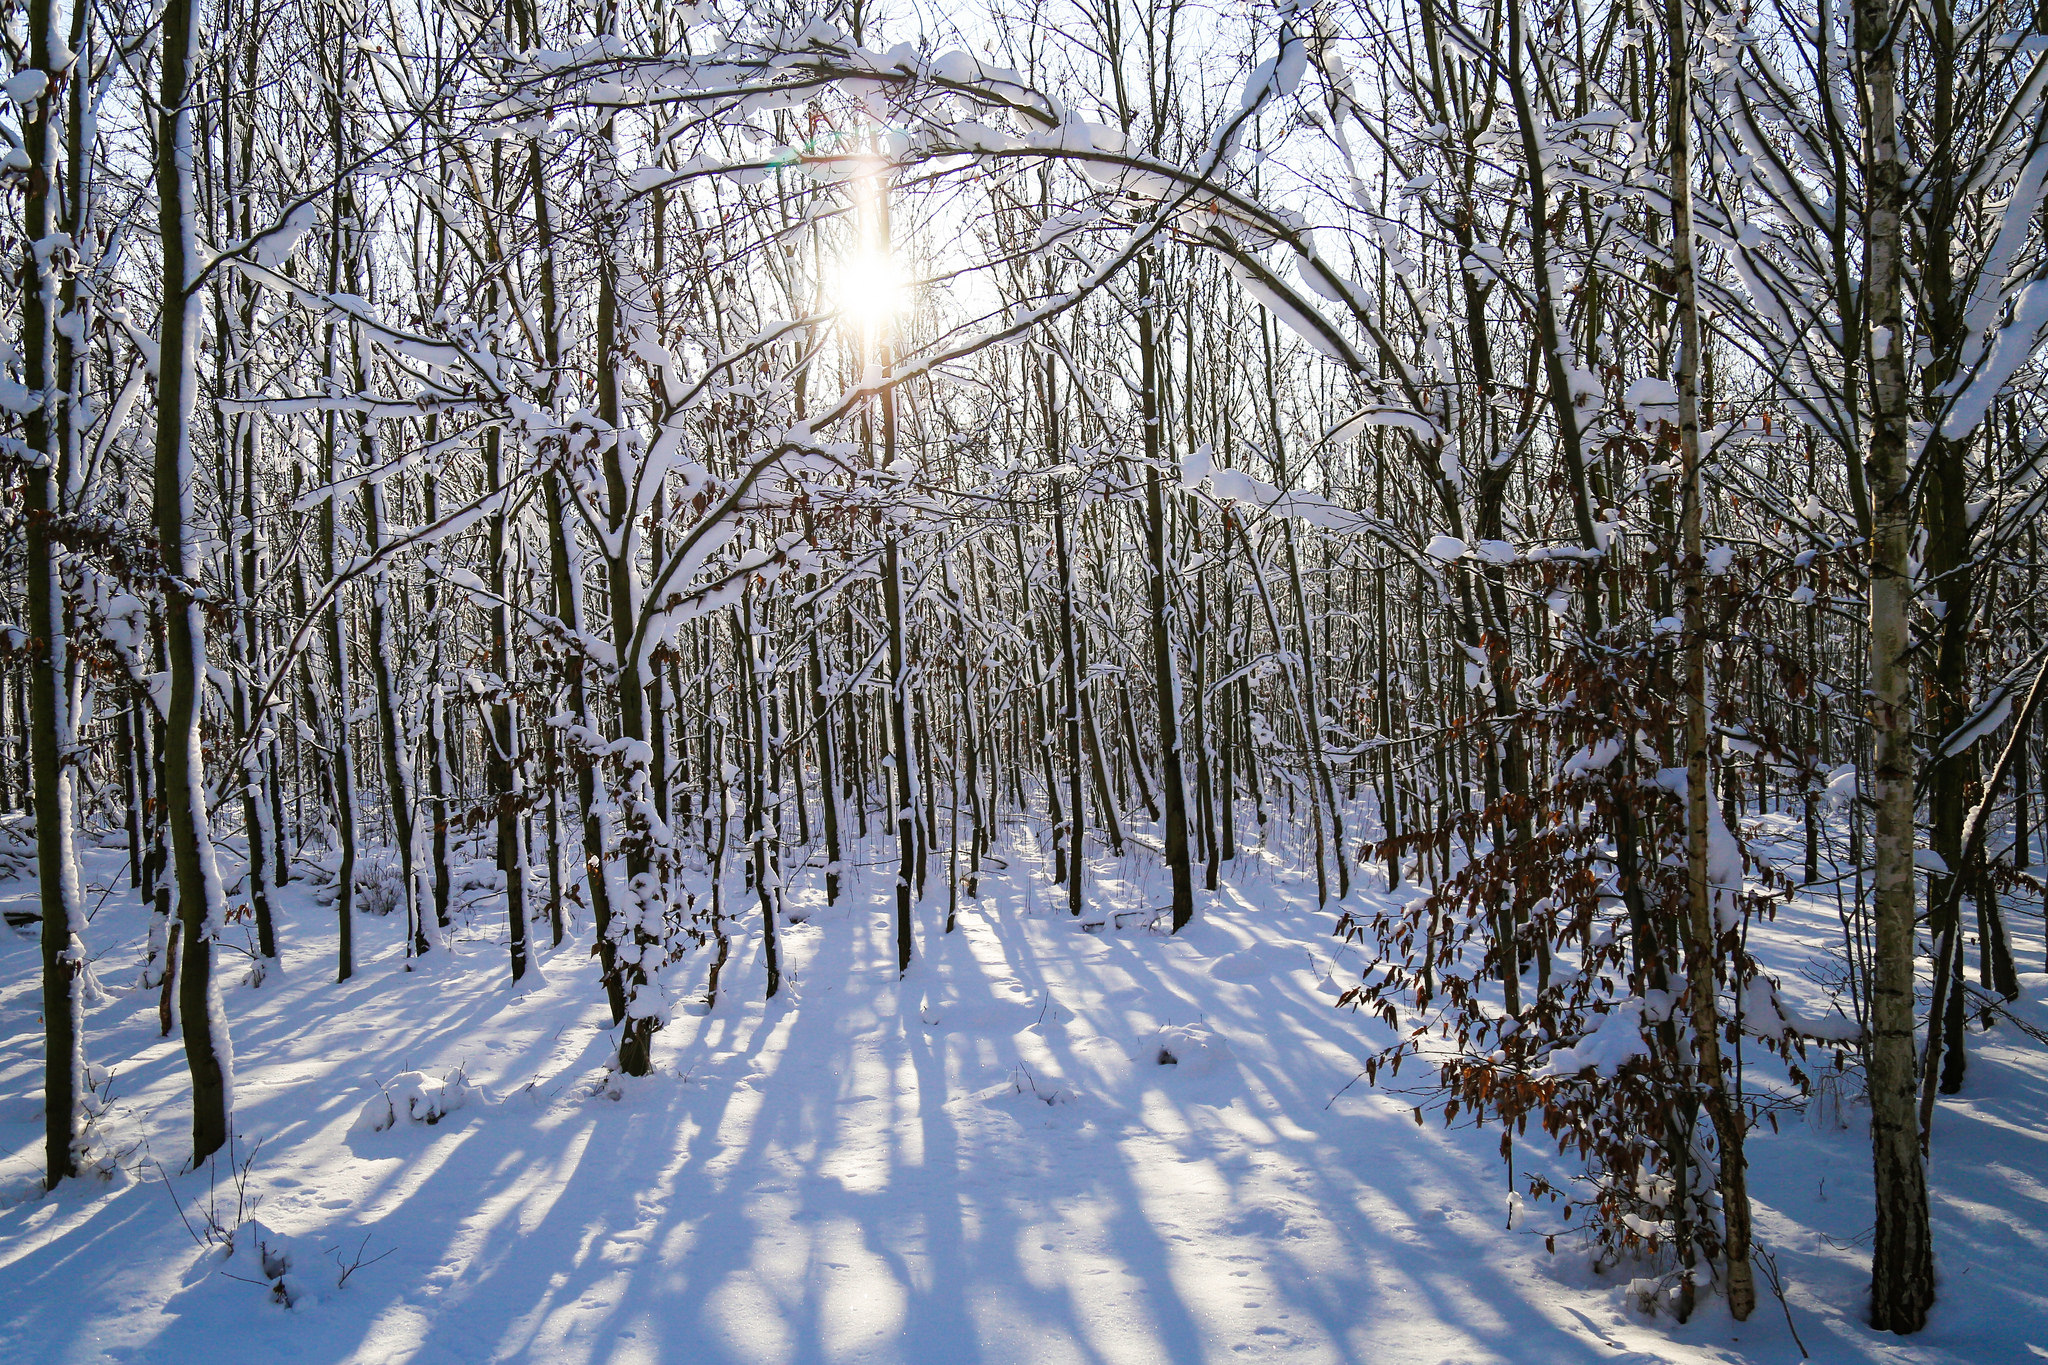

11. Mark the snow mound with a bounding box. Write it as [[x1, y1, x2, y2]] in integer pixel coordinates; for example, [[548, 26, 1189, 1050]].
[[994, 1065, 1076, 1107], [351, 1068, 492, 1136], [1820, 763, 1858, 811], [1207, 941, 1317, 985], [224, 1218, 337, 1309], [1152, 1022, 1233, 1077], [1209, 945, 1280, 983], [1064, 1034, 1137, 1089], [952, 1066, 1091, 1131]]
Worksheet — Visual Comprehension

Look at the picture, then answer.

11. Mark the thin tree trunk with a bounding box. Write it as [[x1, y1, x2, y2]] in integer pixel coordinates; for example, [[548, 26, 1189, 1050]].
[[1667, 0, 1753, 1315], [159, 0, 233, 1165], [1859, 0, 1936, 1328], [1054, 485, 1087, 915], [22, 0, 86, 1183], [365, 471, 426, 958], [1139, 252, 1194, 933]]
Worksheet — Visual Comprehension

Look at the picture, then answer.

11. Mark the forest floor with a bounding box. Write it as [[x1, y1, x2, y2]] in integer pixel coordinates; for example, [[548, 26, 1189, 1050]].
[[0, 821, 2043, 1364]]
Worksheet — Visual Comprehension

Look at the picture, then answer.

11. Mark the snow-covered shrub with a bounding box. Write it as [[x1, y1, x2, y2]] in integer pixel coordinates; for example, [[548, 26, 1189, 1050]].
[[352, 850, 406, 917], [301, 845, 406, 916], [351, 1068, 492, 1136], [1153, 1022, 1233, 1077], [0, 813, 35, 886], [231, 1218, 305, 1307], [223, 1217, 382, 1308]]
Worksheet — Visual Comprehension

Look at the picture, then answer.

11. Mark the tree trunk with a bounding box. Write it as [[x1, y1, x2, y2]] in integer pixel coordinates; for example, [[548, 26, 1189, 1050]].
[[159, 0, 233, 1166], [1666, 0, 1754, 1315], [1139, 252, 1194, 933], [22, 0, 86, 1184], [1859, 0, 1937, 1329]]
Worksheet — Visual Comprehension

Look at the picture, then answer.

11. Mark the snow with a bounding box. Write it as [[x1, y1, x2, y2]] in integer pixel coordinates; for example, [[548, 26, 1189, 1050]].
[[1707, 794, 1744, 890], [1199, 467, 1366, 532], [242, 201, 321, 270], [1821, 764, 1859, 811], [0, 376, 39, 416], [1561, 736, 1624, 775], [1940, 694, 2013, 759], [1327, 406, 1440, 445], [1740, 976, 1864, 1044], [349, 1068, 492, 1137], [0, 838, 2044, 1363], [1542, 999, 1648, 1078], [1623, 376, 1678, 421], [3, 70, 49, 105], [1227, 261, 1357, 365]]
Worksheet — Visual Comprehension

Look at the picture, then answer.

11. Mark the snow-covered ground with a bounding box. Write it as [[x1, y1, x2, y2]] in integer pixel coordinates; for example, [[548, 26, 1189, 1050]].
[[0, 829, 2043, 1363]]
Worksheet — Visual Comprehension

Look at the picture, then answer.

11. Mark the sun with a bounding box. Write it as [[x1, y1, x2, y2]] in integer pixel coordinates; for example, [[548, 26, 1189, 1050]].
[[835, 249, 905, 333]]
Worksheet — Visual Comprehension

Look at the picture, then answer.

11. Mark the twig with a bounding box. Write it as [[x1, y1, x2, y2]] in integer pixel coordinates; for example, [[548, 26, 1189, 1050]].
[[154, 1159, 208, 1248], [1963, 985, 2048, 1046], [1325, 1069, 1368, 1110], [83, 879, 120, 925], [1754, 1244, 1809, 1358], [329, 1232, 394, 1288]]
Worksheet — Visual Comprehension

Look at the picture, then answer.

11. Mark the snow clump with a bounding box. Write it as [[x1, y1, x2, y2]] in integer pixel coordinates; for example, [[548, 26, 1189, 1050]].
[[352, 1068, 492, 1136]]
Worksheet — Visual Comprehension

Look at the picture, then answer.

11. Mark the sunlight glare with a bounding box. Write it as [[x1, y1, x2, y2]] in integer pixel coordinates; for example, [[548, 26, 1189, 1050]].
[[835, 250, 905, 332]]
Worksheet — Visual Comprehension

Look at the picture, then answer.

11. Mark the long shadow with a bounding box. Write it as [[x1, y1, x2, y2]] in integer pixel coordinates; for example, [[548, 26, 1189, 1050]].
[[955, 850, 1756, 1363], [0, 836, 1915, 1364]]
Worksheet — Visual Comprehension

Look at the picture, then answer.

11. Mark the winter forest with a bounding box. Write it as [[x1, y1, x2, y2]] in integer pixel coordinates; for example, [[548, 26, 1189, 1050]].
[[2, 0, 2047, 1357]]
